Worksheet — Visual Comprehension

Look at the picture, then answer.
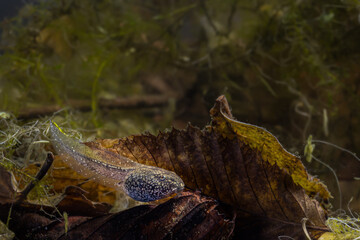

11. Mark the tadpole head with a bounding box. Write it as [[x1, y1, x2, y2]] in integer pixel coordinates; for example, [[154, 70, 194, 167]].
[[124, 167, 184, 202]]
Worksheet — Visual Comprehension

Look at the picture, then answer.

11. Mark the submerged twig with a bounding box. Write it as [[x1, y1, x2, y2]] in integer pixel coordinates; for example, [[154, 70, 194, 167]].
[[18, 95, 171, 119], [16, 153, 54, 204]]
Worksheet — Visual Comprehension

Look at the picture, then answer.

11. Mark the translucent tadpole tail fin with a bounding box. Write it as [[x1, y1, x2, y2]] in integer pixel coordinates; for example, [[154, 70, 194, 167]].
[[49, 121, 100, 177], [49, 121, 84, 156], [49, 121, 130, 188]]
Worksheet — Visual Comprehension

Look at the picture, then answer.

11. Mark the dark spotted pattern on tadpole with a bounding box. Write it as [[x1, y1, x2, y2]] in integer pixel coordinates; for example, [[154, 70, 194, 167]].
[[124, 167, 185, 202]]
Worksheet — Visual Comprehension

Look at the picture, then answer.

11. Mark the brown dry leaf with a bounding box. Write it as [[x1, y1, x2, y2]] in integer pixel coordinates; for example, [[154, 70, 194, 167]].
[[16, 156, 117, 205], [0, 165, 111, 215], [88, 95, 331, 239], [211, 95, 331, 201], [47, 157, 117, 205], [55, 186, 112, 217], [1, 164, 233, 239], [3, 191, 234, 240], [0, 166, 17, 204]]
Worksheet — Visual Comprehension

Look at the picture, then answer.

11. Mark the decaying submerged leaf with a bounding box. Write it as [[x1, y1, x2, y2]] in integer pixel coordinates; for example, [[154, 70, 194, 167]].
[[210, 95, 331, 201], [88, 95, 330, 239], [1, 191, 234, 240], [17, 156, 119, 205], [56, 186, 112, 217], [0, 166, 17, 204]]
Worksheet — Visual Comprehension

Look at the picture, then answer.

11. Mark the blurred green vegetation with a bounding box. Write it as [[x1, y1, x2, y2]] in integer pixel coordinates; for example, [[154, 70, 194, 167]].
[[0, 0, 360, 210]]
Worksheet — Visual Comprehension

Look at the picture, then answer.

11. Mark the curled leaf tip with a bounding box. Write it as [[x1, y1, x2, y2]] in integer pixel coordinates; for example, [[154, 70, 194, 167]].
[[210, 95, 332, 202]]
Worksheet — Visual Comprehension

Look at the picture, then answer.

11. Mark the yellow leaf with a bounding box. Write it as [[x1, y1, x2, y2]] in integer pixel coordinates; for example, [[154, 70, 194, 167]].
[[211, 95, 331, 201]]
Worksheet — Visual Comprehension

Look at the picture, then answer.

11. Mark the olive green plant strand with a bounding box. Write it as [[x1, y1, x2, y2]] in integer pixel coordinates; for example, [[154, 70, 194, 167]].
[[91, 61, 107, 127]]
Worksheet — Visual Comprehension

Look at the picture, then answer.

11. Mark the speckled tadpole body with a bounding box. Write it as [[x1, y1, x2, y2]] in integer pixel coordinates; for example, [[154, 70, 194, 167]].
[[49, 121, 184, 202]]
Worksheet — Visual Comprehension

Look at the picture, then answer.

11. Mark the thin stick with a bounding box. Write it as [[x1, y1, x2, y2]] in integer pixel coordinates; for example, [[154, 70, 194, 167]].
[[18, 95, 170, 119], [312, 140, 360, 163], [312, 155, 342, 209], [16, 153, 54, 204]]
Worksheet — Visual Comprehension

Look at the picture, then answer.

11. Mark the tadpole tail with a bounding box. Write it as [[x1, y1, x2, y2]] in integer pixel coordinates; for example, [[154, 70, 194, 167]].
[[49, 121, 130, 188]]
